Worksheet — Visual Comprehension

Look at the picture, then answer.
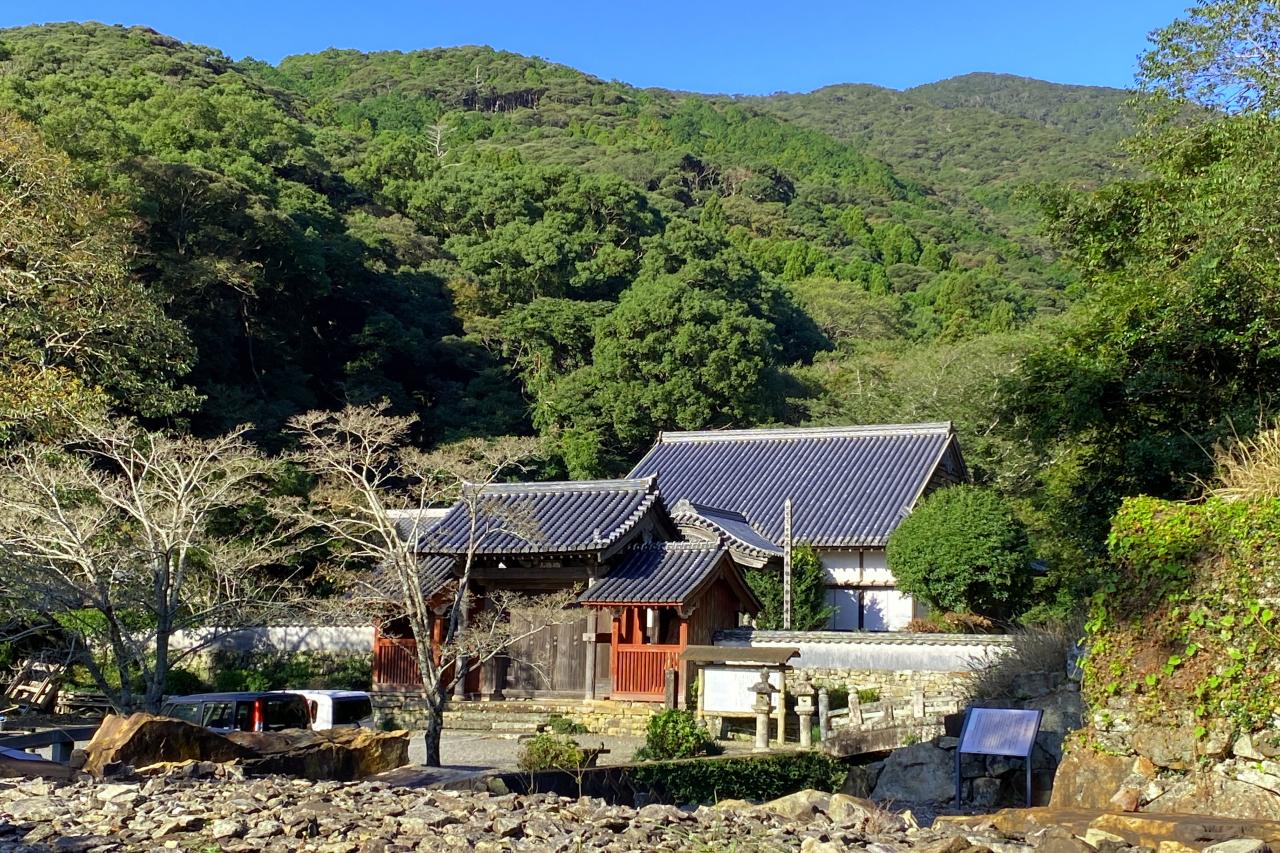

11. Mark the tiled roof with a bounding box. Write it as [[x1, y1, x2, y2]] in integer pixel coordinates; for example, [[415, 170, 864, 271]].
[[670, 499, 782, 558], [419, 477, 659, 555], [628, 423, 963, 548], [578, 541, 728, 606], [365, 554, 455, 602], [386, 508, 449, 545]]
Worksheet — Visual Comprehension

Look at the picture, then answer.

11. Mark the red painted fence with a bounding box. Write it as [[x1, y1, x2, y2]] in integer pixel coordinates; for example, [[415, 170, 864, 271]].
[[612, 644, 681, 699]]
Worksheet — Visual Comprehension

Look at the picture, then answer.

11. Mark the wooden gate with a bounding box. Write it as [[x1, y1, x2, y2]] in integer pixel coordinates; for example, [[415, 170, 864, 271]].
[[498, 612, 592, 698], [612, 645, 681, 700]]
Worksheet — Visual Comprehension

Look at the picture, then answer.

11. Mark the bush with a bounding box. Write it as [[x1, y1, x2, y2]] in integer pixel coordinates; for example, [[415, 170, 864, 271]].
[[855, 687, 880, 704], [631, 752, 846, 804], [745, 543, 835, 630], [886, 484, 1034, 618], [517, 733, 587, 773], [210, 651, 371, 692], [970, 622, 1076, 700], [546, 713, 588, 735], [163, 667, 208, 696], [634, 709, 721, 761]]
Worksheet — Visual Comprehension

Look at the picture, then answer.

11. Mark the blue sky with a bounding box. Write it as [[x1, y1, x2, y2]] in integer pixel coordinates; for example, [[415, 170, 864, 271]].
[[0, 1, 1193, 94]]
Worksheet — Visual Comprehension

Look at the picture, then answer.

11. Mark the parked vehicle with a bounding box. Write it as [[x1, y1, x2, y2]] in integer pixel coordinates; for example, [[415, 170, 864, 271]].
[[159, 692, 311, 733], [289, 690, 374, 729]]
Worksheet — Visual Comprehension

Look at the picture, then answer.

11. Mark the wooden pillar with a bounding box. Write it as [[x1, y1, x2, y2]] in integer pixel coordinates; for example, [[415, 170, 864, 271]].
[[677, 616, 690, 709], [609, 612, 620, 699], [583, 608, 597, 701]]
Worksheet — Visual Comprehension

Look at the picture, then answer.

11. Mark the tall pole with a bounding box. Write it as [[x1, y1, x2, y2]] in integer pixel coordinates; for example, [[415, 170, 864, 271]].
[[783, 498, 793, 630]]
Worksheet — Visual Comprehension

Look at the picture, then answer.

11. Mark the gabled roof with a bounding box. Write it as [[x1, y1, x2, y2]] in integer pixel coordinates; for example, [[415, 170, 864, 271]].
[[670, 499, 782, 559], [418, 477, 660, 556], [628, 423, 966, 548], [579, 541, 758, 609], [366, 554, 456, 602], [386, 508, 449, 545]]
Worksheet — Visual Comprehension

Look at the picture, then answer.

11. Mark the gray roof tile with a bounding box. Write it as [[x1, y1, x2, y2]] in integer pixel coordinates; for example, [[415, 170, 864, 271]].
[[419, 477, 659, 555], [578, 541, 727, 605], [670, 500, 782, 558], [628, 423, 962, 548]]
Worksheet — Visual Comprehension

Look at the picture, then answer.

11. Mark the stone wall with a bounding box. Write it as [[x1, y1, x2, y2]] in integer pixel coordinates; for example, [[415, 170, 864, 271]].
[[371, 693, 659, 737], [787, 668, 974, 701]]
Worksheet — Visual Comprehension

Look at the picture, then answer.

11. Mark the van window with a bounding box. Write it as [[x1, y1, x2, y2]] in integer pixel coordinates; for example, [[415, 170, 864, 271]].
[[331, 697, 373, 726], [202, 702, 234, 729], [260, 696, 309, 731], [164, 702, 201, 724], [234, 702, 253, 731]]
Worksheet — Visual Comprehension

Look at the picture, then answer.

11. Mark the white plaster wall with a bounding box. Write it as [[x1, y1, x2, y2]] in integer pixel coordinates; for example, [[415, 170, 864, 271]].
[[819, 548, 894, 586], [171, 625, 374, 654], [715, 629, 1011, 673]]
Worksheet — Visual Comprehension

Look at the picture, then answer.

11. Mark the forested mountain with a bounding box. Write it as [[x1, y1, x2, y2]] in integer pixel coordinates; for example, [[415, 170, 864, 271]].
[[753, 74, 1133, 235], [14, 19, 1257, 619]]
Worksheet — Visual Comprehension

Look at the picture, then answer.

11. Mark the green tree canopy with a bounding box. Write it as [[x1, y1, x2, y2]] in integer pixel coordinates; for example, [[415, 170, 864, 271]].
[[886, 485, 1034, 618]]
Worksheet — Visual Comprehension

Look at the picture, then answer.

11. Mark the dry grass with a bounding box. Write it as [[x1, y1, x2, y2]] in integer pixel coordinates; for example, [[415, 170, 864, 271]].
[[969, 621, 1078, 701], [1206, 423, 1280, 502]]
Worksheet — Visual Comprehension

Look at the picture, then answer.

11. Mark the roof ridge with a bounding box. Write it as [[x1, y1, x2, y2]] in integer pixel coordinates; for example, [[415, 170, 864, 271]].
[[655, 422, 953, 444], [466, 475, 657, 495], [629, 540, 723, 551]]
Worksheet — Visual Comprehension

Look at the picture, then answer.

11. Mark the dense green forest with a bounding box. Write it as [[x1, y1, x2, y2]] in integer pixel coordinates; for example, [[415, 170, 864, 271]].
[[2, 4, 1276, 620]]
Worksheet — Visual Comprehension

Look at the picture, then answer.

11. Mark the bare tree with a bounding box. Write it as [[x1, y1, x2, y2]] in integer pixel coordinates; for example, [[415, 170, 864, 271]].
[[287, 404, 578, 767], [0, 417, 300, 712]]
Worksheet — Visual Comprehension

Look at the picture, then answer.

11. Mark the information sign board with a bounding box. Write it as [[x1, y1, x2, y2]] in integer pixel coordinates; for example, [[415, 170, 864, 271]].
[[955, 707, 1043, 807]]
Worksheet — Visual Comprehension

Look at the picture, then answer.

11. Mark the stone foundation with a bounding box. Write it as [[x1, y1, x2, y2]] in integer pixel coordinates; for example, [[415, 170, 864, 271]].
[[371, 693, 659, 737], [786, 668, 974, 701]]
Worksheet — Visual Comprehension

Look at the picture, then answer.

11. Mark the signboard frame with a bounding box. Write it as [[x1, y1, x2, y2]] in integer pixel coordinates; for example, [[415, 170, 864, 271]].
[[954, 707, 1043, 808]]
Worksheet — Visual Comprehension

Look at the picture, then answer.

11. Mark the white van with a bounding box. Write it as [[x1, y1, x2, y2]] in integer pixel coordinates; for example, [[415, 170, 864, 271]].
[[288, 690, 375, 730]]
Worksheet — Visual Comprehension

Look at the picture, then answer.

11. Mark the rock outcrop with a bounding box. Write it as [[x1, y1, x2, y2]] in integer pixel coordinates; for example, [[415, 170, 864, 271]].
[[80, 713, 256, 776], [78, 713, 409, 781]]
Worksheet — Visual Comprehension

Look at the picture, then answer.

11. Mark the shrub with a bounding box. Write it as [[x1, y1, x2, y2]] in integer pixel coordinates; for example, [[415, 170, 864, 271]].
[[1208, 423, 1280, 502], [631, 752, 846, 804], [163, 667, 208, 696], [210, 650, 371, 692], [745, 543, 835, 630], [886, 484, 1034, 618], [855, 687, 880, 704], [546, 713, 588, 735], [517, 733, 587, 773], [634, 709, 721, 761], [970, 622, 1077, 701]]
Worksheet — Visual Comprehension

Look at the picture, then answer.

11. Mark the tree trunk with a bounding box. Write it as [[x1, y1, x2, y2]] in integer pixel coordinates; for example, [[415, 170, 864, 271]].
[[421, 701, 444, 767]]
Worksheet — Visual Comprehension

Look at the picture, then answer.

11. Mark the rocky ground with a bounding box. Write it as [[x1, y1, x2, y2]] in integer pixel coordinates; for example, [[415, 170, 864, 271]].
[[3, 765, 1253, 853]]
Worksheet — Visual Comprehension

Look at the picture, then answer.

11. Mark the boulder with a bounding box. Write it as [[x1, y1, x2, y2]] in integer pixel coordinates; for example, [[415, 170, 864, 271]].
[[81, 713, 255, 777], [1048, 747, 1136, 809], [227, 727, 410, 781], [840, 762, 883, 798], [871, 741, 956, 804], [758, 789, 830, 821], [828, 793, 904, 830], [1201, 841, 1269, 853], [1155, 771, 1280, 822]]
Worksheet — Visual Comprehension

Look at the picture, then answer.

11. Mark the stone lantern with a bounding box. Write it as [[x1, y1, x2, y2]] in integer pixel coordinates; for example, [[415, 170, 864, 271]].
[[794, 679, 815, 748], [750, 668, 777, 752]]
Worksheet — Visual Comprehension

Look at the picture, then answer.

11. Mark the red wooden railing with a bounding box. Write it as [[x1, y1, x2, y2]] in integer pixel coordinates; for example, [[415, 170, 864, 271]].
[[612, 644, 681, 699], [373, 637, 422, 688]]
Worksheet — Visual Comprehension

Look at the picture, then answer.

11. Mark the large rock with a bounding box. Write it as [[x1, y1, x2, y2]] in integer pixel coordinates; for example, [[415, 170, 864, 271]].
[[871, 741, 956, 804], [757, 789, 830, 822], [227, 727, 410, 781], [81, 713, 255, 776], [1155, 769, 1280, 822], [79, 713, 408, 781], [1049, 746, 1137, 809]]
